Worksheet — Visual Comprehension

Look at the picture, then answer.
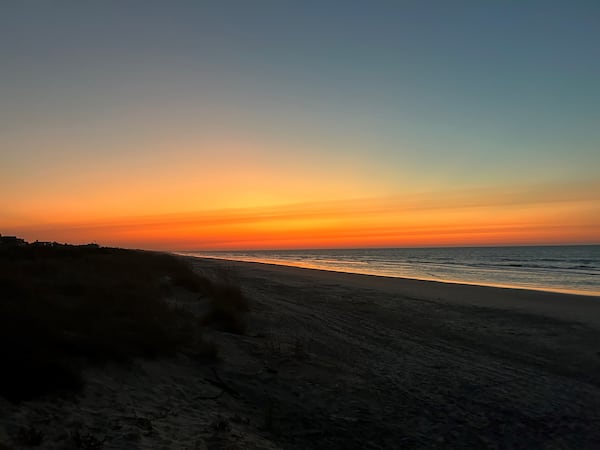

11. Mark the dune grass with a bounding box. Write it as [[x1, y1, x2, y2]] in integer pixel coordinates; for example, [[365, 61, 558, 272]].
[[0, 241, 246, 402], [201, 268, 250, 334]]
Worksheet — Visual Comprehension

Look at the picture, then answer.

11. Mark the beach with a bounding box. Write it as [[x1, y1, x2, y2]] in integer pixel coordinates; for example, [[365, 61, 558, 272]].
[[3, 256, 600, 449]]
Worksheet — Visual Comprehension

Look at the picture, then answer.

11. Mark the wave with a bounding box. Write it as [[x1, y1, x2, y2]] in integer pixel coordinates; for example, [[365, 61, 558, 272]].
[[183, 245, 600, 295]]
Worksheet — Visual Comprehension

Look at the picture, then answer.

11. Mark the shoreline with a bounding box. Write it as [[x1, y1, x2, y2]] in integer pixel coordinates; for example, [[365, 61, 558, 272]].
[[186, 256, 600, 448], [186, 256, 600, 328], [182, 254, 600, 298]]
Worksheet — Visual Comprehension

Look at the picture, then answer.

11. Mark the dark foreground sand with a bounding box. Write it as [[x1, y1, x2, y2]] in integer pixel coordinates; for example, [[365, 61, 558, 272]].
[[2, 257, 600, 449]]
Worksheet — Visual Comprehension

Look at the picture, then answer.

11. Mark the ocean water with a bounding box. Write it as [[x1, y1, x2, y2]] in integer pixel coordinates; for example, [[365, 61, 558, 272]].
[[181, 246, 600, 296]]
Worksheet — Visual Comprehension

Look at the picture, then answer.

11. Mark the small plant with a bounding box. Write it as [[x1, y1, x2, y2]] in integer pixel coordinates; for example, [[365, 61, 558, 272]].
[[211, 416, 231, 433], [263, 399, 278, 434], [264, 336, 284, 358], [71, 428, 106, 449], [292, 336, 310, 360], [262, 335, 309, 361], [201, 271, 249, 334], [16, 425, 44, 447]]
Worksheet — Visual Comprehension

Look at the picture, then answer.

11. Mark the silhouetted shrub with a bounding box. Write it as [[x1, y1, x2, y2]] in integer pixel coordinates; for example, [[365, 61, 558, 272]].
[[201, 274, 249, 334]]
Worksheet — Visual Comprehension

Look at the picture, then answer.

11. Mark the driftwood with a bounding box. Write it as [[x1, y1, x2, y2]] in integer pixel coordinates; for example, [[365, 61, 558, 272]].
[[203, 368, 241, 399]]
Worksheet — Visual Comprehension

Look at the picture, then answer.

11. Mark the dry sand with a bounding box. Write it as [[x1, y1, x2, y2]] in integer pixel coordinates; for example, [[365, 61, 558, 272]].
[[2, 257, 600, 449]]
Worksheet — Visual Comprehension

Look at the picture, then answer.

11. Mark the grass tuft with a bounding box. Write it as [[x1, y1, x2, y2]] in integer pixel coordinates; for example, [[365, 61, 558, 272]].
[[201, 274, 250, 335]]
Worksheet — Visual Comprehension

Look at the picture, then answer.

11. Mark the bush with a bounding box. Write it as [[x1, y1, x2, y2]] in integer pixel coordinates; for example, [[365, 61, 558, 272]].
[[201, 274, 249, 335]]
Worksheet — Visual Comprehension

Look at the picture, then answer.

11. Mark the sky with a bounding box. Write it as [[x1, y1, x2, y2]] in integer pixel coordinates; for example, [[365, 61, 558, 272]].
[[1, 1, 599, 250]]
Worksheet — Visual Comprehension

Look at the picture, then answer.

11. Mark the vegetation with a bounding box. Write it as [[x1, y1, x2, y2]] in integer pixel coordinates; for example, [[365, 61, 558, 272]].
[[0, 238, 247, 402], [202, 270, 250, 335]]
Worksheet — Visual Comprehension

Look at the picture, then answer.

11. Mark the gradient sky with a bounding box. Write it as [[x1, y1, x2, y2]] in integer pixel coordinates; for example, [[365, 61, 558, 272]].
[[2, 1, 599, 249]]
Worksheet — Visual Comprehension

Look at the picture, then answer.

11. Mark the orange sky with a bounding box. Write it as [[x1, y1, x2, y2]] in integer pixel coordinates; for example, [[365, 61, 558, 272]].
[[2, 3, 600, 250], [5, 181, 599, 250]]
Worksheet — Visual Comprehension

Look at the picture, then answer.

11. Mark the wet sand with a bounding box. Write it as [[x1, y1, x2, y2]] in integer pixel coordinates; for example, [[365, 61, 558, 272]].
[[208, 257, 600, 327], [2, 256, 600, 449]]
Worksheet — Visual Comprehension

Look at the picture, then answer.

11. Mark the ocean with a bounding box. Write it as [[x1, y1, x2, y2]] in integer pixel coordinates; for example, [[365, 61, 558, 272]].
[[180, 245, 600, 296]]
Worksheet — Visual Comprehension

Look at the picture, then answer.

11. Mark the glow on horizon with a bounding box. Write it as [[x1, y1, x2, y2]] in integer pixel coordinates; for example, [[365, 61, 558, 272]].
[[6, 180, 599, 250]]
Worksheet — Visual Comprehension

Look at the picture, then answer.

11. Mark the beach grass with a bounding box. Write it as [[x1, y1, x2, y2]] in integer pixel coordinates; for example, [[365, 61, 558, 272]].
[[201, 272, 250, 334], [0, 241, 245, 402]]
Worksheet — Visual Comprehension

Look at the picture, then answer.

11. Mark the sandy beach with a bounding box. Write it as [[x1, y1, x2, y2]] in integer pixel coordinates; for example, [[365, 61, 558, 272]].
[[3, 256, 600, 449]]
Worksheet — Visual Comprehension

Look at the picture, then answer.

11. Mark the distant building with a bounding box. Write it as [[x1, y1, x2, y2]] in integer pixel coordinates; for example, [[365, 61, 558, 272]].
[[32, 240, 53, 247], [0, 235, 27, 246]]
